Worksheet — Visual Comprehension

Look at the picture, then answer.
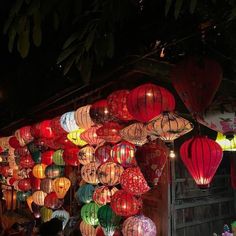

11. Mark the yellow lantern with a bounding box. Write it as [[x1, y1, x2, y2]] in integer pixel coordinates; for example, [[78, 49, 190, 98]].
[[53, 177, 71, 199], [67, 129, 87, 146], [75, 105, 94, 129], [26, 196, 33, 212], [80, 220, 96, 236], [40, 206, 53, 222], [32, 164, 47, 179], [32, 190, 47, 206], [81, 162, 100, 185], [3, 189, 17, 210], [216, 132, 236, 151], [78, 145, 95, 165]]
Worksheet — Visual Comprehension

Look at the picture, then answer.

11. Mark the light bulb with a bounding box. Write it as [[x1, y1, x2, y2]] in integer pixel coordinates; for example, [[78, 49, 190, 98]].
[[169, 150, 176, 159]]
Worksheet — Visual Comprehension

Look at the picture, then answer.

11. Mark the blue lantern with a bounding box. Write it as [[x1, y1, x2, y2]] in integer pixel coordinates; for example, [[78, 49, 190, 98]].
[[75, 184, 95, 204]]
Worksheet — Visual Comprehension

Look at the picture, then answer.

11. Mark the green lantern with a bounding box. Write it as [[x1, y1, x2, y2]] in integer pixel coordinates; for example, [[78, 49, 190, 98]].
[[40, 206, 53, 222], [53, 150, 65, 166], [98, 205, 121, 236], [16, 191, 31, 202], [45, 165, 64, 178], [81, 202, 100, 226]]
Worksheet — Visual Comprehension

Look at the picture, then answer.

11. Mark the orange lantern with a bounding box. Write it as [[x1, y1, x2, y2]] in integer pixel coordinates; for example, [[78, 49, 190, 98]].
[[75, 105, 95, 129], [93, 186, 118, 205], [32, 164, 47, 179], [80, 220, 96, 236], [78, 145, 95, 165], [32, 190, 47, 206], [80, 126, 105, 146], [81, 162, 100, 185], [53, 177, 71, 199], [3, 189, 17, 210]]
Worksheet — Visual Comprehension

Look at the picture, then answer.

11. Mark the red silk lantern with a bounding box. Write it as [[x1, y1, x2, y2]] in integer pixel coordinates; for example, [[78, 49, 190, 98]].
[[171, 57, 222, 115], [51, 116, 67, 137], [15, 126, 34, 146], [180, 136, 223, 188], [110, 190, 142, 217], [120, 167, 150, 195], [127, 83, 175, 122], [80, 126, 105, 146], [18, 178, 31, 191], [107, 89, 133, 121], [31, 120, 54, 139], [30, 176, 41, 191], [19, 155, 35, 169], [95, 144, 112, 164], [8, 136, 21, 149], [90, 100, 115, 125], [96, 122, 122, 144], [55, 134, 77, 149], [63, 147, 79, 166], [41, 150, 54, 165], [44, 192, 63, 209], [93, 186, 118, 205], [14, 146, 30, 157], [136, 140, 168, 186]]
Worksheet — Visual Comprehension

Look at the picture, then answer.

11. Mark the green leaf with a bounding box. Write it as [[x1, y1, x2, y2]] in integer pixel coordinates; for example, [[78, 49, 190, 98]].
[[189, 0, 197, 14], [17, 30, 30, 58], [53, 11, 60, 31], [10, 0, 24, 17], [174, 0, 184, 19], [27, 0, 40, 15], [63, 54, 76, 75], [57, 44, 78, 64], [63, 33, 79, 50], [165, 0, 172, 16], [8, 28, 16, 52]]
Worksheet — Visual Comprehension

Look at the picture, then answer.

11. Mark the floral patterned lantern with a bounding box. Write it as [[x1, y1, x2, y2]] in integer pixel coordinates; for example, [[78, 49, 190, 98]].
[[80, 126, 105, 146], [81, 162, 100, 185], [45, 165, 64, 179], [81, 202, 100, 226], [31, 120, 54, 139], [96, 122, 122, 144], [40, 178, 54, 193], [19, 155, 35, 169], [171, 57, 222, 115], [3, 190, 17, 210], [122, 215, 157, 236], [97, 162, 124, 186], [120, 122, 148, 146], [63, 147, 79, 166], [53, 177, 71, 199], [18, 178, 31, 192], [75, 105, 95, 129], [52, 210, 70, 229], [44, 192, 63, 209], [32, 164, 47, 179], [15, 126, 34, 146], [80, 221, 96, 236], [180, 136, 223, 188], [32, 190, 47, 206], [67, 129, 87, 146], [120, 167, 150, 195], [41, 150, 54, 165], [93, 186, 118, 206], [60, 111, 79, 133], [78, 145, 95, 165], [127, 83, 175, 122], [95, 144, 112, 164], [75, 184, 95, 204], [40, 206, 53, 222], [110, 190, 142, 217], [136, 140, 168, 186], [111, 141, 136, 168], [53, 149, 65, 166], [107, 89, 133, 121], [216, 132, 236, 151]]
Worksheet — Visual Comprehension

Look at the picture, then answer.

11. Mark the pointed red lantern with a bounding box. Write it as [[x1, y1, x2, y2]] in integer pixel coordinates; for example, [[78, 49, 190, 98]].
[[41, 150, 54, 165], [180, 136, 223, 188], [127, 83, 175, 122], [171, 57, 222, 115]]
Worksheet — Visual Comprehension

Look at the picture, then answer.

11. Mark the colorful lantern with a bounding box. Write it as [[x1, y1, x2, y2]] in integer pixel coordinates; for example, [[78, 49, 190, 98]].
[[52, 210, 70, 229], [40, 206, 53, 222], [136, 140, 168, 186], [146, 112, 193, 142], [32, 164, 47, 179], [80, 126, 105, 146], [97, 162, 124, 186], [18, 178, 31, 192], [81, 202, 100, 226], [110, 190, 142, 217], [45, 165, 64, 179], [80, 221, 96, 236], [32, 190, 47, 206], [75, 184, 95, 204], [127, 83, 175, 122], [120, 167, 150, 195], [75, 105, 95, 129], [63, 147, 79, 166], [53, 177, 71, 199], [81, 162, 100, 185], [19, 155, 35, 169], [171, 57, 222, 115], [67, 129, 87, 146], [95, 144, 112, 164], [16, 191, 31, 202], [31, 120, 54, 139], [40, 178, 54, 193], [60, 111, 79, 132], [78, 145, 95, 165], [107, 89, 133, 121], [216, 132, 236, 151], [93, 186, 118, 206], [98, 205, 121, 236], [180, 136, 223, 188], [41, 150, 54, 165], [111, 141, 136, 168], [44, 192, 63, 209], [3, 190, 17, 210], [122, 215, 157, 236], [53, 149, 65, 166]]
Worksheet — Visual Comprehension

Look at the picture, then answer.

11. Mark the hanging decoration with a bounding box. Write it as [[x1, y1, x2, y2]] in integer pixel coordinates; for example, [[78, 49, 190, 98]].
[[93, 186, 118, 206], [94, 144, 112, 164], [51, 116, 67, 138], [75, 105, 95, 129], [79, 221, 96, 236], [216, 132, 236, 151], [40, 178, 54, 193], [8, 136, 21, 149], [44, 192, 64, 209], [171, 57, 222, 115], [40, 206, 53, 222], [52, 210, 70, 229], [19, 155, 35, 169], [30, 175, 41, 191], [18, 178, 31, 192], [45, 165, 64, 179], [80, 126, 105, 146], [53, 177, 71, 199], [63, 147, 79, 166], [32, 190, 47, 206], [32, 164, 47, 179], [53, 149, 65, 166], [81, 162, 100, 185], [31, 120, 54, 139], [81, 202, 100, 226], [60, 111, 79, 132], [16, 191, 31, 202], [15, 126, 34, 146], [75, 184, 95, 204], [41, 150, 54, 165], [78, 145, 95, 165], [67, 129, 87, 146], [180, 136, 223, 188]]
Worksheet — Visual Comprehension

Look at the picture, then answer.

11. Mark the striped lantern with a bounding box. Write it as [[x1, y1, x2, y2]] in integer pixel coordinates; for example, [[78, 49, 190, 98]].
[[81, 162, 100, 185], [93, 186, 118, 205], [40, 178, 54, 193], [67, 129, 87, 146], [97, 162, 124, 186], [40, 206, 53, 222], [75, 184, 95, 204], [80, 221, 96, 236], [81, 202, 100, 226], [32, 190, 47, 206], [44, 192, 63, 209], [53, 177, 71, 199], [80, 126, 105, 146], [53, 149, 65, 166], [78, 145, 95, 165], [32, 164, 47, 179], [95, 144, 112, 164], [75, 105, 95, 129], [60, 111, 79, 132], [45, 165, 64, 179]]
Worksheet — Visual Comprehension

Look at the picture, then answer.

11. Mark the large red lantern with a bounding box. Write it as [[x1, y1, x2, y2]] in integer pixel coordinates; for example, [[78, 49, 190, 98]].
[[44, 192, 63, 209], [75, 105, 95, 129], [19, 155, 35, 169], [15, 126, 34, 146], [127, 83, 175, 122], [171, 57, 222, 115], [41, 150, 54, 165], [180, 136, 223, 188], [31, 120, 54, 139], [63, 147, 79, 166], [80, 126, 105, 146], [8, 136, 21, 149], [107, 89, 133, 121], [18, 178, 31, 191], [51, 116, 67, 137]]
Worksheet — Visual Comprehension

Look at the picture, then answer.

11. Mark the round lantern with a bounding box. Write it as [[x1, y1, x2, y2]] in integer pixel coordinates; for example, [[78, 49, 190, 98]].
[[52, 210, 70, 229], [180, 136, 223, 188], [40, 178, 54, 193], [53, 149, 65, 166], [3, 190, 17, 210], [120, 167, 150, 195], [110, 190, 142, 217], [78, 145, 95, 165], [80, 126, 105, 146], [45, 165, 64, 178], [171, 57, 222, 115], [80, 221, 96, 236], [122, 215, 157, 236], [67, 129, 87, 146], [75, 184, 95, 204], [120, 122, 148, 146], [90, 99, 114, 125], [81, 162, 100, 185], [96, 122, 122, 144], [18, 178, 31, 191], [107, 89, 134, 121], [146, 112, 194, 142], [95, 144, 112, 164], [60, 111, 79, 132], [41, 150, 54, 165], [30, 176, 41, 191], [81, 202, 100, 226], [63, 147, 79, 166], [136, 140, 168, 186], [32, 190, 47, 206], [75, 105, 95, 129], [51, 116, 67, 137], [15, 126, 34, 146], [32, 164, 47, 179], [216, 132, 236, 151], [55, 134, 77, 149], [127, 83, 175, 122], [8, 136, 21, 149], [40, 206, 53, 222], [97, 162, 124, 186], [19, 155, 35, 169], [98, 205, 121, 236], [93, 186, 118, 205], [111, 141, 136, 168], [53, 177, 71, 199], [17, 191, 31, 202], [31, 120, 54, 139], [26, 195, 33, 212], [44, 192, 64, 209]]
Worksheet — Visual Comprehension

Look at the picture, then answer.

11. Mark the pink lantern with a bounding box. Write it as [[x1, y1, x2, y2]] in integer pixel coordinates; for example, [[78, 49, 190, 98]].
[[93, 186, 118, 205], [80, 126, 105, 146], [94, 144, 112, 164]]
